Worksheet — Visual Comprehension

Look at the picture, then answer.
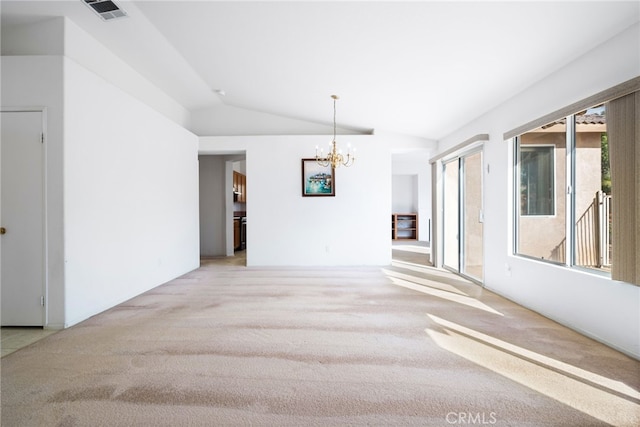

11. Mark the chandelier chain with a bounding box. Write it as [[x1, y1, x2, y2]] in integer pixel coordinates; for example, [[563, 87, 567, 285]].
[[333, 96, 337, 143]]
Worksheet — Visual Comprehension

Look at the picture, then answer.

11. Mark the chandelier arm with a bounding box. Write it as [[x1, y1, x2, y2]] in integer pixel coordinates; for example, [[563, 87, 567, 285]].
[[316, 157, 330, 168]]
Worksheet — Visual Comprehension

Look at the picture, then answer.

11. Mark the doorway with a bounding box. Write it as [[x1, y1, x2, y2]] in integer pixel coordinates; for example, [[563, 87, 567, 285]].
[[442, 149, 484, 283], [198, 153, 247, 265], [1, 110, 46, 326]]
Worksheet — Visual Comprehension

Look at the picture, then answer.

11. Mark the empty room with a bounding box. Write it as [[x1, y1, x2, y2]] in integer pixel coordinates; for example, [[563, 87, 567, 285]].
[[1, 1, 639, 425]]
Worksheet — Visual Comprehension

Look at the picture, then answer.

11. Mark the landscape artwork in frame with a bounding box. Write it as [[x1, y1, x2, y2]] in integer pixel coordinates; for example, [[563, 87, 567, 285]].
[[302, 158, 335, 197]]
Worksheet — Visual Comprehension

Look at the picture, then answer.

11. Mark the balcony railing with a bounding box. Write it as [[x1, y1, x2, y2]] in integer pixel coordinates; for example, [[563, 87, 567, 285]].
[[550, 191, 611, 269], [575, 190, 611, 268]]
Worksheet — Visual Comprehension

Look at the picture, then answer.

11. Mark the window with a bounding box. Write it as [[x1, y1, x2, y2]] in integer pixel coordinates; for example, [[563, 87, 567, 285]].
[[520, 146, 554, 216], [515, 111, 606, 267], [515, 122, 566, 263], [573, 105, 610, 272], [509, 79, 639, 284]]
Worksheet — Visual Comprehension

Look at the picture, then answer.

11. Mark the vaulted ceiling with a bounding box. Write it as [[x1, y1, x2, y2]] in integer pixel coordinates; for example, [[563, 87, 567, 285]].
[[2, 1, 639, 140]]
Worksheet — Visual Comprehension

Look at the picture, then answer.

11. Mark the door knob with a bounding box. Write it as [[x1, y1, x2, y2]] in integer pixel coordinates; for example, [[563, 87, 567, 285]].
[[0, 227, 5, 235]]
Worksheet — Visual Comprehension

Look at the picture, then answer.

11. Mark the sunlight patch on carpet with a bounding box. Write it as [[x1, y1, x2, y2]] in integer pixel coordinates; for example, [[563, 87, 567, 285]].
[[384, 273, 503, 316], [426, 314, 640, 426]]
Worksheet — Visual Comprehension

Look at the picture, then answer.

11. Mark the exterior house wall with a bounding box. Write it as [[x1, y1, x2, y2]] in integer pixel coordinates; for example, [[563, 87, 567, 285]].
[[518, 128, 604, 262], [518, 130, 567, 261]]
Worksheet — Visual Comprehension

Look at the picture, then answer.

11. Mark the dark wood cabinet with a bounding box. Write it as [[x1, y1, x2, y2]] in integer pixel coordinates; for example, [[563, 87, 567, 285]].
[[233, 171, 246, 203], [234, 218, 241, 249]]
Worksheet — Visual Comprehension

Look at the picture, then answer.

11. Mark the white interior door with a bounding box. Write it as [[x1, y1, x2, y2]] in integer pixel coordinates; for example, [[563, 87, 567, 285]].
[[1, 111, 45, 326]]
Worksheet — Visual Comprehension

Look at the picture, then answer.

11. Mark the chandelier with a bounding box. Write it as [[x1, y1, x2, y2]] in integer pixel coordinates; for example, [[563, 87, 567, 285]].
[[316, 95, 355, 168]]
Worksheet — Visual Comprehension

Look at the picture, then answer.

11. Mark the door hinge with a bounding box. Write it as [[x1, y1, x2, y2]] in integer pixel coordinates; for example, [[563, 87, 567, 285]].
[[41, 133, 45, 144], [40, 295, 45, 306]]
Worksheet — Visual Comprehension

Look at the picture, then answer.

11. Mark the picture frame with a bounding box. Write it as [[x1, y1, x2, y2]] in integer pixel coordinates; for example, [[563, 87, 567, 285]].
[[301, 158, 335, 197]]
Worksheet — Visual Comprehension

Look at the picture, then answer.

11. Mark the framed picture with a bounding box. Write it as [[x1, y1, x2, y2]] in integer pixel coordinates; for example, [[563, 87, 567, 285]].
[[301, 158, 335, 197]]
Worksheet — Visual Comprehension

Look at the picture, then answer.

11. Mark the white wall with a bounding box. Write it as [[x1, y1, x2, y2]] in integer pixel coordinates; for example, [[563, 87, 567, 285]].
[[233, 160, 247, 175], [200, 135, 391, 266], [190, 104, 364, 137], [392, 175, 417, 213], [199, 156, 227, 256], [1, 56, 66, 328], [436, 23, 640, 358], [1, 17, 64, 56], [2, 17, 190, 128], [63, 57, 200, 327], [62, 18, 191, 129], [392, 150, 433, 242], [3, 18, 201, 328]]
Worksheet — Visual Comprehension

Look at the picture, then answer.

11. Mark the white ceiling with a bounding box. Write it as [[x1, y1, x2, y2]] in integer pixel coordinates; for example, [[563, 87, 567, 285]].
[[2, 1, 639, 140]]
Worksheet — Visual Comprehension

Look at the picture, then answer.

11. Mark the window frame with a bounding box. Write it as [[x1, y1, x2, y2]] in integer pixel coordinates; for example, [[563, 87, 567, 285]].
[[512, 111, 610, 277], [517, 143, 557, 217], [568, 109, 612, 277], [507, 76, 639, 282], [514, 138, 565, 265]]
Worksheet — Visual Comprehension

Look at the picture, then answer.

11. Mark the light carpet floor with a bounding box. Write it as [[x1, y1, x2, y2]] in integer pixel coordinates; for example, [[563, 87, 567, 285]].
[[1, 254, 639, 426]]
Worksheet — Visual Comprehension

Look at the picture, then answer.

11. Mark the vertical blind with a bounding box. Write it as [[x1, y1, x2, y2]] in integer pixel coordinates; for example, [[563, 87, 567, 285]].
[[608, 90, 639, 285]]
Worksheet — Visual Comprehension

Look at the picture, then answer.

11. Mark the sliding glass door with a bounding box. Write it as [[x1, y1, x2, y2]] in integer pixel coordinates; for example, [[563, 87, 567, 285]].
[[442, 150, 484, 283], [462, 151, 484, 281]]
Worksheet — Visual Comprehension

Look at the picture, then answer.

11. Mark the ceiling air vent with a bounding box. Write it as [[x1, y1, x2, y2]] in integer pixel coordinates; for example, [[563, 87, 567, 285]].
[[83, 0, 127, 21]]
